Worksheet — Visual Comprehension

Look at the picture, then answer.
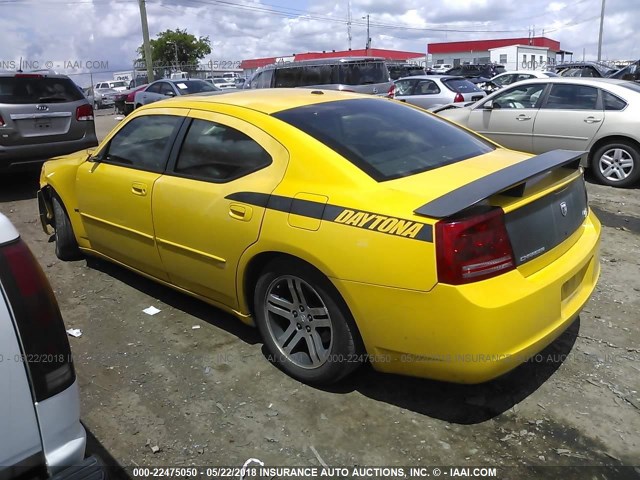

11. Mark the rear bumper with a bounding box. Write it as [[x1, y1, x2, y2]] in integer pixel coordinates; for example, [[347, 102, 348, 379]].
[[334, 211, 601, 383], [0, 134, 98, 172]]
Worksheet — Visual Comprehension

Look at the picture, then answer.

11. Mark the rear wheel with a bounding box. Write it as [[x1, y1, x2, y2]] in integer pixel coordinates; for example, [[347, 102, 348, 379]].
[[253, 258, 362, 385], [591, 140, 640, 187], [52, 197, 81, 261]]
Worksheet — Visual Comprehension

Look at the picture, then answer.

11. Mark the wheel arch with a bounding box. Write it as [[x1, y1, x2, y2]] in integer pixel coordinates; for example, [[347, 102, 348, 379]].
[[239, 250, 366, 353], [588, 135, 640, 167]]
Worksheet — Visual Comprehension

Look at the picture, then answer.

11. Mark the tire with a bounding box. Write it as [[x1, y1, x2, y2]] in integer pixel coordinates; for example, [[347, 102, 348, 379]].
[[253, 258, 363, 385], [591, 140, 640, 188], [52, 197, 82, 261]]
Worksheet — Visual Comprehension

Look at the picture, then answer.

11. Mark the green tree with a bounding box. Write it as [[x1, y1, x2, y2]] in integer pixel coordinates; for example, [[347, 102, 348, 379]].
[[137, 28, 211, 69]]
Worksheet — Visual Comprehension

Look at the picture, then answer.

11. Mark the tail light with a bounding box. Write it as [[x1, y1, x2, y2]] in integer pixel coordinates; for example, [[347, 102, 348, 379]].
[[0, 238, 75, 401], [15, 73, 43, 78], [453, 92, 464, 103], [76, 104, 94, 121], [436, 208, 515, 285], [0, 114, 4, 127], [387, 84, 396, 98], [126, 91, 136, 102]]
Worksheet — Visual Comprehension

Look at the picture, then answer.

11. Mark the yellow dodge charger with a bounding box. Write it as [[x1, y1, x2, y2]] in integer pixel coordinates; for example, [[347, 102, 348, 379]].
[[38, 89, 601, 385]]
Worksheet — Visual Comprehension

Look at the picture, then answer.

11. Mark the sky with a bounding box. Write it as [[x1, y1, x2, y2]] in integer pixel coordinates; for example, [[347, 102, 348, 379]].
[[0, 0, 638, 85]]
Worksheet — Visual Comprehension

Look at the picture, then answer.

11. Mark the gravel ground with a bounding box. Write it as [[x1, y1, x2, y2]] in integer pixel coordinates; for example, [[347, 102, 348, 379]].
[[1, 113, 638, 479]]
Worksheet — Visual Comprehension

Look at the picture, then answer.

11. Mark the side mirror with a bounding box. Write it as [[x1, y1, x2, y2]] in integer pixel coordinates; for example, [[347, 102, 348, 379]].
[[482, 100, 494, 110], [165, 91, 176, 97]]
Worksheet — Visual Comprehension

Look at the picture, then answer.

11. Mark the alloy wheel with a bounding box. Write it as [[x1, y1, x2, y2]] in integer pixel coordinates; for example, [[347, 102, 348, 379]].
[[599, 148, 634, 181]]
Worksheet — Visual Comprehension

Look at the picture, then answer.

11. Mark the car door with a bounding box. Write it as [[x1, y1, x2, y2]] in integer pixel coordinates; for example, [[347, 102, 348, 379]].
[[151, 110, 289, 308], [466, 82, 547, 152], [400, 79, 445, 108], [138, 82, 163, 105], [76, 110, 186, 280], [533, 83, 604, 153], [393, 79, 418, 102]]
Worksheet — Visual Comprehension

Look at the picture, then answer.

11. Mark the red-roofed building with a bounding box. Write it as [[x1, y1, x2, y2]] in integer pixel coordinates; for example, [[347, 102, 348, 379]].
[[239, 48, 424, 76], [428, 37, 568, 71]]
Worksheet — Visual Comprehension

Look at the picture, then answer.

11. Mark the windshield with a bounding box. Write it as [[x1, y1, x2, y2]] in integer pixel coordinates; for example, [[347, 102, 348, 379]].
[[274, 98, 494, 181], [0, 76, 85, 104], [110, 81, 127, 88]]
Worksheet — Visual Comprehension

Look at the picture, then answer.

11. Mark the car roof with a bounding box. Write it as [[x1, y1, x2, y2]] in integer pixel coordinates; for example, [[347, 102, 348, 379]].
[[0, 214, 19, 245], [154, 88, 374, 115], [506, 77, 631, 86]]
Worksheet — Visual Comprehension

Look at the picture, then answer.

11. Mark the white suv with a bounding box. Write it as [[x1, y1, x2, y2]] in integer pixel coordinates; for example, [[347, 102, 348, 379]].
[[0, 213, 104, 479]]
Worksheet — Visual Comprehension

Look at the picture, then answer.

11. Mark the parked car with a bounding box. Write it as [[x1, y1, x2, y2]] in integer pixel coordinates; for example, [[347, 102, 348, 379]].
[[554, 61, 616, 78], [205, 77, 233, 89], [128, 76, 149, 89], [432, 63, 452, 73], [134, 79, 217, 107], [387, 62, 425, 80], [438, 78, 640, 187], [94, 80, 128, 92], [391, 75, 486, 108], [246, 56, 393, 95], [482, 70, 559, 93], [234, 77, 246, 88], [0, 213, 104, 479], [114, 84, 147, 116], [608, 60, 640, 82], [0, 71, 98, 173], [445, 63, 506, 79], [92, 87, 118, 109], [38, 88, 600, 385]]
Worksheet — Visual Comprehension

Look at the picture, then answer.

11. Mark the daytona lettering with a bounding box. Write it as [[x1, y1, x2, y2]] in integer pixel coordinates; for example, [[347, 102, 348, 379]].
[[333, 209, 425, 239]]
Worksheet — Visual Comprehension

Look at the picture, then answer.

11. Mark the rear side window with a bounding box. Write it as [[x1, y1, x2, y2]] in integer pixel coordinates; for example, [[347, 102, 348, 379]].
[[543, 84, 598, 110], [442, 78, 482, 93], [174, 118, 271, 182], [602, 91, 627, 110], [274, 98, 494, 181], [0, 77, 84, 104], [104, 115, 182, 172], [415, 80, 440, 95]]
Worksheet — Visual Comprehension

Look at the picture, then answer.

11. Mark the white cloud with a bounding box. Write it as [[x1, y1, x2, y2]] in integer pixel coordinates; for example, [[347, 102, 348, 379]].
[[0, 0, 636, 86]]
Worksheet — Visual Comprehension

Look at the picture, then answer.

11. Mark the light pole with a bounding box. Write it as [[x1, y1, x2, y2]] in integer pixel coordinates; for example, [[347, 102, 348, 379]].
[[168, 41, 179, 71], [362, 14, 370, 54]]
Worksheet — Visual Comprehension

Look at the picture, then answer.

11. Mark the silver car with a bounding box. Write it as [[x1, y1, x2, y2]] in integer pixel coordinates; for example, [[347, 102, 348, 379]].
[[134, 79, 217, 107], [92, 87, 118, 109], [0, 213, 104, 479], [0, 71, 98, 173], [439, 78, 640, 187], [391, 75, 486, 108], [247, 57, 393, 95]]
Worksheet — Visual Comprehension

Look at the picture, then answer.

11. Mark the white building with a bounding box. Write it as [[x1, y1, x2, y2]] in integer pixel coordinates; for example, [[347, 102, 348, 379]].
[[489, 45, 555, 71]]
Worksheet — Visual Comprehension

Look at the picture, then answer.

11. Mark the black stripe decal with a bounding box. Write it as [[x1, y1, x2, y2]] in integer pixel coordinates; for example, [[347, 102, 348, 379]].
[[414, 149, 585, 218], [225, 192, 433, 242]]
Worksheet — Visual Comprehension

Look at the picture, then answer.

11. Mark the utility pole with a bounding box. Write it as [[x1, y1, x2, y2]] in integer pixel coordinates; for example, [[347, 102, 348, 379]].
[[362, 14, 370, 53], [138, 0, 154, 82], [597, 0, 606, 61], [347, 0, 352, 50]]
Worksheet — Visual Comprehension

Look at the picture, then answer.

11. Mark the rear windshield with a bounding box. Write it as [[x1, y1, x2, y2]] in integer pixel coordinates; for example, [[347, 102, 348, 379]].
[[274, 98, 494, 181], [0, 76, 85, 104], [274, 61, 389, 87], [174, 81, 217, 94], [442, 78, 483, 93]]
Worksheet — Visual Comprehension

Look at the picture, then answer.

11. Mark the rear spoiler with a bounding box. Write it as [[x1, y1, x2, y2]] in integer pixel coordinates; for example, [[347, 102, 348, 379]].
[[414, 150, 585, 218]]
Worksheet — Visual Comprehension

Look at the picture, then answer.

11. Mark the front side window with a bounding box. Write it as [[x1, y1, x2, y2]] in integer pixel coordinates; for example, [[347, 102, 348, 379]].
[[543, 84, 598, 110], [174, 119, 272, 182], [394, 79, 416, 96], [103, 115, 181, 172], [489, 83, 546, 109], [160, 83, 176, 96], [274, 98, 494, 181]]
